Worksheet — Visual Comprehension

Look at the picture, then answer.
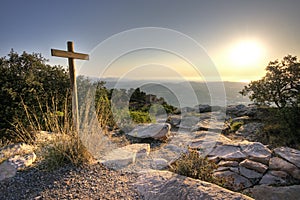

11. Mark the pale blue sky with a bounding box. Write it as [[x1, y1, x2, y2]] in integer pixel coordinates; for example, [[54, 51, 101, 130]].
[[1, 0, 300, 81]]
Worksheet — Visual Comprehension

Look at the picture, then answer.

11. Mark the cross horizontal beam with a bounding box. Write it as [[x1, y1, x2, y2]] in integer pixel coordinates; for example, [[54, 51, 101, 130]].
[[51, 49, 89, 60]]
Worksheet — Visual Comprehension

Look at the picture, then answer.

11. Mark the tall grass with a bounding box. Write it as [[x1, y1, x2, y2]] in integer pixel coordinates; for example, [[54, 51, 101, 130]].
[[12, 95, 95, 170]]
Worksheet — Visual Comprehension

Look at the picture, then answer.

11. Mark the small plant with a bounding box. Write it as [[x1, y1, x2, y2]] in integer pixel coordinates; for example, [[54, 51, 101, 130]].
[[169, 149, 224, 186], [42, 133, 93, 170], [230, 121, 244, 132]]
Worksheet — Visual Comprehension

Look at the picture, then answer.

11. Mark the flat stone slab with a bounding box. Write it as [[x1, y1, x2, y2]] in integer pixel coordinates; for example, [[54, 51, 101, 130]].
[[100, 144, 150, 169], [214, 170, 253, 191], [239, 166, 263, 179], [240, 159, 268, 173], [274, 147, 300, 168], [240, 142, 271, 165], [208, 145, 246, 161], [269, 157, 300, 179], [135, 170, 253, 199], [127, 123, 170, 140], [251, 185, 300, 200]]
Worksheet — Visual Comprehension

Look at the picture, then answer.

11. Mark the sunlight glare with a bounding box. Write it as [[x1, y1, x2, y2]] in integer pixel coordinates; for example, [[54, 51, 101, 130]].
[[229, 40, 263, 67]]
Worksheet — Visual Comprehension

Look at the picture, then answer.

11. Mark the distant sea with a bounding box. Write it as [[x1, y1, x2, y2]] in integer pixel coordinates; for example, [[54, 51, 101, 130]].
[[86, 77, 252, 108]]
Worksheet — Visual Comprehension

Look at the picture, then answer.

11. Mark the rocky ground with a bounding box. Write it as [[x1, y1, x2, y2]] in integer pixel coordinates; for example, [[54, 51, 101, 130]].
[[1, 104, 300, 200], [0, 162, 141, 200]]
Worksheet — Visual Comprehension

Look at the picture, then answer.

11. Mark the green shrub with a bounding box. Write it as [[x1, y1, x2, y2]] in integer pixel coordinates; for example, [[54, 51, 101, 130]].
[[130, 111, 154, 123], [0, 50, 70, 142], [170, 149, 224, 185], [230, 121, 244, 132]]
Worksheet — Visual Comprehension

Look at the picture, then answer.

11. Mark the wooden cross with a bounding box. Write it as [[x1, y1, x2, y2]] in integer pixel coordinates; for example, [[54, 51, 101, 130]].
[[51, 41, 89, 133]]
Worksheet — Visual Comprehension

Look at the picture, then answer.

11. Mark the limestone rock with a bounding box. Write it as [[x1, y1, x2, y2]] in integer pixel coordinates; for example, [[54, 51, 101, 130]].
[[231, 116, 250, 124], [239, 166, 263, 179], [240, 159, 268, 173], [273, 147, 300, 168], [178, 116, 200, 130], [218, 160, 239, 167], [0, 161, 17, 181], [251, 185, 300, 200], [259, 172, 287, 185], [127, 123, 171, 140], [269, 157, 300, 179], [214, 170, 253, 191], [151, 158, 168, 170], [240, 142, 271, 164], [135, 170, 253, 200], [236, 123, 263, 139], [0, 143, 34, 163], [208, 145, 246, 161], [226, 104, 257, 117], [8, 152, 36, 170], [100, 144, 150, 169]]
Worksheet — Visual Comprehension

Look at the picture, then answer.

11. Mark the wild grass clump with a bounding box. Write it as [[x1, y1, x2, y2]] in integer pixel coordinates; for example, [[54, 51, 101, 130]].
[[42, 133, 93, 170], [169, 149, 225, 186], [12, 96, 94, 170]]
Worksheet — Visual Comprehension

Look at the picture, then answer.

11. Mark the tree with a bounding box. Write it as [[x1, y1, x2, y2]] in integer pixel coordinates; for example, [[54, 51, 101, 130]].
[[240, 55, 300, 109], [0, 50, 70, 141]]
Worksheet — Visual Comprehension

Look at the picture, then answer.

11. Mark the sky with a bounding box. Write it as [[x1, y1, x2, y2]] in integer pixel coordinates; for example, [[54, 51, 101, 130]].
[[1, 0, 300, 82]]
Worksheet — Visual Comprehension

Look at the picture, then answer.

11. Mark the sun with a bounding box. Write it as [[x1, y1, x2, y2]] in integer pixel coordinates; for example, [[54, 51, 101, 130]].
[[229, 40, 264, 67]]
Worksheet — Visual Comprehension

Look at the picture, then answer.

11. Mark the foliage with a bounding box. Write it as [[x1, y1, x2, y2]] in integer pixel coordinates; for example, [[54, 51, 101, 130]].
[[130, 111, 153, 123], [255, 107, 300, 149], [230, 121, 244, 132], [170, 149, 224, 186], [0, 50, 70, 142], [240, 55, 300, 109]]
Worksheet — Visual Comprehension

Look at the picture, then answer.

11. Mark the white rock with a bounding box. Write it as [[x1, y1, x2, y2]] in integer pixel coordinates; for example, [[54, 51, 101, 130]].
[[240, 141, 271, 165], [135, 170, 253, 199], [8, 152, 36, 170], [127, 123, 170, 140], [274, 147, 300, 168], [240, 159, 268, 173], [269, 157, 300, 180], [100, 144, 150, 169], [0, 161, 17, 181], [208, 145, 246, 161]]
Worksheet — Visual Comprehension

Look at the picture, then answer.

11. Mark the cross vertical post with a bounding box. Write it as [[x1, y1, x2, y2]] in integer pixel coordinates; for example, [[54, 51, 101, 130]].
[[51, 41, 89, 134]]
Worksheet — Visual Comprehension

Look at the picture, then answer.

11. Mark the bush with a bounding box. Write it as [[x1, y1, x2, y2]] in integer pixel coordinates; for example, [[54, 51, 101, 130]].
[[240, 55, 300, 109], [169, 149, 224, 185], [230, 121, 244, 132], [0, 50, 70, 142]]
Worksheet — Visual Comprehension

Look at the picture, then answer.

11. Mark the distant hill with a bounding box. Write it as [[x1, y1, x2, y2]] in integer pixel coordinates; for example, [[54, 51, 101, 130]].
[[87, 77, 252, 107]]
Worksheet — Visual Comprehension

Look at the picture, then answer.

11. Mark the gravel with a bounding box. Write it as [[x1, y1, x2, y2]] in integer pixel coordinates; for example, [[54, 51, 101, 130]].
[[0, 163, 142, 200]]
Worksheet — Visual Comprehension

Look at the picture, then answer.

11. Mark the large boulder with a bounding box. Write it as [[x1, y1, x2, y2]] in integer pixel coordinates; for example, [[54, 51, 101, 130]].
[[250, 185, 300, 200], [273, 147, 300, 168], [135, 170, 253, 200], [126, 123, 171, 140]]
